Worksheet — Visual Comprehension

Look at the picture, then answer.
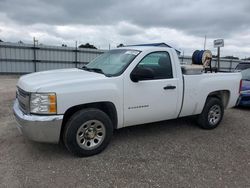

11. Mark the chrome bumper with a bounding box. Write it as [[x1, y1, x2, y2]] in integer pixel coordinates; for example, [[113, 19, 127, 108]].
[[13, 99, 64, 143]]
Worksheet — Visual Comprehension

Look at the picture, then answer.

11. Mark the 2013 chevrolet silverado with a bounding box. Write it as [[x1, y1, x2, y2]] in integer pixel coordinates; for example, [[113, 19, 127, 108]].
[[13, 46, 242, 157]]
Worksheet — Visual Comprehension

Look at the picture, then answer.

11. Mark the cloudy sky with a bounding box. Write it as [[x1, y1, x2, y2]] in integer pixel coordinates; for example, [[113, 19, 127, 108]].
[[0, 0, 250, 58]]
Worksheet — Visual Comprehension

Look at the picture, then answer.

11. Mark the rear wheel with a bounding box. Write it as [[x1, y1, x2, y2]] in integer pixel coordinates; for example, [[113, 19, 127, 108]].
[[197, 97, 224, 129], [63, 108, 113, 157]]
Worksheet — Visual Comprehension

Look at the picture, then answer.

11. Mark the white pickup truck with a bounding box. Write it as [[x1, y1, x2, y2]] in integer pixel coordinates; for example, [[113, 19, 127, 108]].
[[13, 46, 241, 157]]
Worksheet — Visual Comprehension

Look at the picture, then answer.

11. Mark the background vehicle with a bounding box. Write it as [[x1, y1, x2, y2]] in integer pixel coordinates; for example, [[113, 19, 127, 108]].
[[13, 46, 242, 157], [238, 68, 250, 106], [235, 62, 250, 70]]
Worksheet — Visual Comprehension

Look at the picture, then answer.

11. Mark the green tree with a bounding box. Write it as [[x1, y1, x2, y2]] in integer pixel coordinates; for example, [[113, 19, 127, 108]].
[[78, 43, 97, 49], [241, 57, 250, 60], [117, 43, 125, 48], [223, 56, 239, 60]]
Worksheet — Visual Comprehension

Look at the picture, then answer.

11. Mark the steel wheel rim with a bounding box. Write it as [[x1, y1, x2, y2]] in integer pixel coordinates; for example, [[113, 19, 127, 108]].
[[208, 104, 221, 126], [76, 120, 106, 150]]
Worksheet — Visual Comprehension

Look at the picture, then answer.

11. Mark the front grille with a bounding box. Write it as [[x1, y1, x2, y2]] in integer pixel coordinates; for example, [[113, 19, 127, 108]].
[[17, 87, 30, 114]]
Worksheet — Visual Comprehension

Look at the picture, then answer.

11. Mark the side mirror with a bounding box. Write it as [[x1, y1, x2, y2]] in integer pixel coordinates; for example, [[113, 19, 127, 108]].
[[130, 67, 154, 82]]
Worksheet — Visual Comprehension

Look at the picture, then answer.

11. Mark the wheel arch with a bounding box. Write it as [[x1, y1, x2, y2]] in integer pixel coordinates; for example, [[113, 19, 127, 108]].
[[207, 90, 230, 108], [60, 101, 118, 141]]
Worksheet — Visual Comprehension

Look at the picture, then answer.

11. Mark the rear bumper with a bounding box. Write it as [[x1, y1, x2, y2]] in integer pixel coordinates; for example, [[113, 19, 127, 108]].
[[13, 99, 64, 143]]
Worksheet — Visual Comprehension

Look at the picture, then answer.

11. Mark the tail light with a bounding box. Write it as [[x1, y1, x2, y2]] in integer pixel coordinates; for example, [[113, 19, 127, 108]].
[[239, 79, 243, 94]]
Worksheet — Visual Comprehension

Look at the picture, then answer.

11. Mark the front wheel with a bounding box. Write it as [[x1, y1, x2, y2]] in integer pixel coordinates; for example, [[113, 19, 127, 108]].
[[197, 97, 224, 129], [63, 108, 113, 157]]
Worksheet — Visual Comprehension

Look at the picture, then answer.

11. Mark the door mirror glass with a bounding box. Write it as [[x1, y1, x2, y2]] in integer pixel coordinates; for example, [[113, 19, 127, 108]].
[[130, 67, 154, 82]]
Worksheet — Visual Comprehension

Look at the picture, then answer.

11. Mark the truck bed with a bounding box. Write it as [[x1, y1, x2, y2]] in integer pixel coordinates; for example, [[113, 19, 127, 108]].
[[179, 72, 241, 117]]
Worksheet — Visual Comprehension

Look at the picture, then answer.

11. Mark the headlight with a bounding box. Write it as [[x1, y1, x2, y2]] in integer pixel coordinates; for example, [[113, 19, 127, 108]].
[[30, 93, 57, 114]]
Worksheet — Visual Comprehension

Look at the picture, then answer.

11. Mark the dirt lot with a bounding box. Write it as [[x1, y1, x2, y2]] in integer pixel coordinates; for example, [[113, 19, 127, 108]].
[[0, 75, 249, 188]]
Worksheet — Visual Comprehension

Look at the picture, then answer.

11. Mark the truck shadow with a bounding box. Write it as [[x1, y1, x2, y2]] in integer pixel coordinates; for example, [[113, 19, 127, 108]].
[[234, 106, 250, 111], [114, 117, 197, 138], [27, 116, 198, 158]]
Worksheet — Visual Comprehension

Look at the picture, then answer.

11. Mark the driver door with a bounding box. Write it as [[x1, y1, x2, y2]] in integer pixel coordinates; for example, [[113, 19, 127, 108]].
[[123, 51, 179, 126]]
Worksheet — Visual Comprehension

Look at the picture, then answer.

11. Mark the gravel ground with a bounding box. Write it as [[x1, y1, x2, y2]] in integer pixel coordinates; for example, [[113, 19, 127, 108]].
[[0, 75, 249, 188]]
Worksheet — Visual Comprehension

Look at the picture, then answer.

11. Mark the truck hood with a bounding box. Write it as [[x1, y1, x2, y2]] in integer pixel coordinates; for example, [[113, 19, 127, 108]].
[[17, 68, 106, 92]]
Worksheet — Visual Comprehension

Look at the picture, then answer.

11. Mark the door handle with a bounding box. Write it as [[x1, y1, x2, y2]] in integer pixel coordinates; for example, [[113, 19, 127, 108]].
[[163, 85, 176, 90]]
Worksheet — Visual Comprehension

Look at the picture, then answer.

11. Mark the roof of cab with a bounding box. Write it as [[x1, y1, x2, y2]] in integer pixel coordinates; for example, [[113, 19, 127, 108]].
[[124, 42, 181, 55], [117, 46, 174, 52]]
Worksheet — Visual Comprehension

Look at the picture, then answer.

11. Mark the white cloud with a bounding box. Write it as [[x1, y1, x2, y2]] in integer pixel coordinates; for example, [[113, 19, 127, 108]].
[[0, 0, 250, 58]]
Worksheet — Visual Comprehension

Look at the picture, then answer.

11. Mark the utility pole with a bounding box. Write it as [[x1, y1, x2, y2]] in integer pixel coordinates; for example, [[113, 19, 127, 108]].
[[204, 35, 207, 50], [75, 41, 78, 68], [182, 50, 184, 63], [33, 37, 38, 72]]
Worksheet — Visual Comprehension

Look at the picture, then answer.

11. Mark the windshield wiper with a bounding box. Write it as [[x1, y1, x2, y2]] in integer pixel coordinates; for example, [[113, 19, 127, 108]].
[[80, 66, 106, 76]]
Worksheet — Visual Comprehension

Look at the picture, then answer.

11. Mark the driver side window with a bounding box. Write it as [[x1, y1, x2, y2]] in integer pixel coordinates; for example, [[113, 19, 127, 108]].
[[137, 51, 173, 79]]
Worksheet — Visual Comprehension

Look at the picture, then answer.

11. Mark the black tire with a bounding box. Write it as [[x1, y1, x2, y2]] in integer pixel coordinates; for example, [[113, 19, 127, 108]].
[[63, 108, 113, 157], [197, 97, 224, 129]]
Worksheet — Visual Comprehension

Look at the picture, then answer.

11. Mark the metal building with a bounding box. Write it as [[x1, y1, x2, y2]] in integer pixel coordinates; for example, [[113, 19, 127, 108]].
[[0, 42, 105, 73], [0, 42, 247, 73]]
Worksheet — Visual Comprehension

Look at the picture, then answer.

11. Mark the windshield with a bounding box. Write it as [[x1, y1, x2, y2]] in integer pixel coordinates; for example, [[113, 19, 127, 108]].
[[84, 49, 140, 76], [241, 68, 250, 80]]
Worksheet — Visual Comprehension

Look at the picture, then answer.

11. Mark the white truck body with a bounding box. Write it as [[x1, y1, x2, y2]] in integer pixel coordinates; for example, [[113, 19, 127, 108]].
[[14, 46, 241, 145]]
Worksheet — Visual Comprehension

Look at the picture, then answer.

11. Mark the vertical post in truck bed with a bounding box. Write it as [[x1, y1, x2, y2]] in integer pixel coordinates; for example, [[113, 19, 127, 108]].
[[217, 47, 220, 71], [214, 39, 224, 71]]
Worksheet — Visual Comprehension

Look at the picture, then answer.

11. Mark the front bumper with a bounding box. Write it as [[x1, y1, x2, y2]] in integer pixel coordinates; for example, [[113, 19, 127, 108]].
[[13, 99, 64, 143]]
